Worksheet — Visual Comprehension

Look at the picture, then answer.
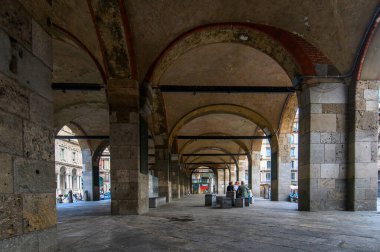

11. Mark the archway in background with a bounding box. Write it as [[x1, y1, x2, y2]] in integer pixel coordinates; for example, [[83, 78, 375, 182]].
[[191, 167, 217, 194], [55, 126, 84, 203]]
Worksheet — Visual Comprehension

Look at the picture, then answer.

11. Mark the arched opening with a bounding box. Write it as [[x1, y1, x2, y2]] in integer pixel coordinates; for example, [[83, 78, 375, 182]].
[[55, 125, 84, 203], [146, 22, 336, 210], [99, 147, 111, 200], [191, 167, 217, 194]]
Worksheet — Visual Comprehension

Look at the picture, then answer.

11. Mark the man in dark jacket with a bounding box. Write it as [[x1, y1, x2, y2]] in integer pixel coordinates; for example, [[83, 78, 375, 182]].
[[226, 182, 234, 192]]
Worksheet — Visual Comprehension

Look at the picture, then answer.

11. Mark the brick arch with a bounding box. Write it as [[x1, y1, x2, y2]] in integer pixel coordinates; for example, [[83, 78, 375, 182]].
[[92, 140, 110, 165], [145, 23, 334, 86], [278, 93, 299, 135], [356, 8, 380, 81]]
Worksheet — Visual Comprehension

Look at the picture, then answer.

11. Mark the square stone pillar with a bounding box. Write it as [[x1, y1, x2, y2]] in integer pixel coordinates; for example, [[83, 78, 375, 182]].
[[298, 82, 347, 211], [171, 162, 180, 199], [271, 134, 292, 201], [155, 149, 172, 202], [109, 78, 149, 215], [82, 148, 100, 201], [230, 164, 237, 183], [179, 171, 185, 197], [347, 80, 379, 210], [110, 120, 149, 214], [217, 169, 225, 194], [0, 3, 57, 250], [251, 151, 261, 197]]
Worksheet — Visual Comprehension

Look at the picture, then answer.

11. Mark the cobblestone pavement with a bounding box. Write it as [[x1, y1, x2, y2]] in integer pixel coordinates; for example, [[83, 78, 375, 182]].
[[57, 196, 380, 251]]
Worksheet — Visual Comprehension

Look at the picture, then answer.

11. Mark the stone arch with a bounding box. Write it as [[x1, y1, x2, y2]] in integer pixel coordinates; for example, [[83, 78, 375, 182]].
[[52, 23, 107, 83], [169, 104, 272, 190], [355, 7, 380, 81], [59, 166, 66, 191], [91, 140, 110, 201], [271, 93, 299, 201], [190, 166, 219, 194], [278, 94, 299, 135], [146, 23, 337, 86], [348, 6, 380, 211], [168, 104, 277, 152]]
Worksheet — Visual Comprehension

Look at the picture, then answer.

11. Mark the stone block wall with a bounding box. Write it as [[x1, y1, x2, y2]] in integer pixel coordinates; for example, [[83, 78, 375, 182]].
[[217, 169, 226, 194], [155, 149, 172, 202], [171, 162, 180, 199], [348, 80, 379, 210], [298, 83, 348, 211], [0, 0, 57, 250], [251, 151, 261, 197], [272, 134, 292, 201], [110, 110, 149, 215]]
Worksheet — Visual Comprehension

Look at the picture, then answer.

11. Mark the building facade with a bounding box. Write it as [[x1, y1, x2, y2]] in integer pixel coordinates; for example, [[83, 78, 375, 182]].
[[55, 126, 83, 196], [260, 111, 299, 198], [99, 148, 111, 194]]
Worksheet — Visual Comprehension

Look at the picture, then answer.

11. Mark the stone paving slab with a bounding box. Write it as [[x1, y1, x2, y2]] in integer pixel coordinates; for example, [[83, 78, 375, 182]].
[[57, 196, 380, 251]]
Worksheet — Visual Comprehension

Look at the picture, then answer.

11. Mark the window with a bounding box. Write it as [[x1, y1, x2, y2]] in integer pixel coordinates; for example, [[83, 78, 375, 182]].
[[290, 148, 295, 157], [72, 152, 76, 163], [266, 161, 271, 169], [266, 173, 271, 181], [266, 148, 271, 157], [60, 148, 65, 161], [291, 172, 297, 181], [291, 160, 295, 168], [290, 135, 294, 144], [293, 122, 299, 132]]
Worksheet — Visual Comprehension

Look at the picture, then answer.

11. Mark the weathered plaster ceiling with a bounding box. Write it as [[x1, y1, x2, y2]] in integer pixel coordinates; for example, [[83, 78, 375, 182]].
[[53, 38, 103, 84], [178, 114, 258, 136], [160, 43, 291, 87], [159, 41, 290, 156], [52, 0, 104, 71], [23, 0, 378, 157], [126, 0, 378, 80]]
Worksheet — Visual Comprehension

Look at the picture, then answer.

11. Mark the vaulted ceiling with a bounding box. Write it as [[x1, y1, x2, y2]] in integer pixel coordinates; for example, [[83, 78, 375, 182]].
[[18, 0, 380, 168]]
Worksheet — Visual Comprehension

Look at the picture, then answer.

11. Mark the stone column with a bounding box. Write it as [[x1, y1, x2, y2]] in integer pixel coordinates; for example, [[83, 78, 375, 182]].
[[271, 134, 292, 201], [57, 174, 60, 190], [217, 169, 225, 194], [0, 2, 57, 249], [92, 163, 100, 200], [171, 162, 180, 199], [69, 175, 73, 189], [155, 148, 172, 203], [82, 148, 94, 200], [348, 80, 379, 210], [65, 175, 69, 190], [109, 79, 149, 215], [230, 164, 236, 183], [298, 82, 347, 211], [179, 171, 185, 197], [76, 176, 80, 191], [251, 151, 261, 197], [238, 161, 245, 183], [185, 173, 190, 194]]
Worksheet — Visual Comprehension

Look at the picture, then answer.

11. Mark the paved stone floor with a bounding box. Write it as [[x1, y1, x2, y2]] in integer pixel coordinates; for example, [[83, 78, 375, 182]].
[[57, 196, 380, 251]]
